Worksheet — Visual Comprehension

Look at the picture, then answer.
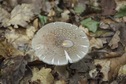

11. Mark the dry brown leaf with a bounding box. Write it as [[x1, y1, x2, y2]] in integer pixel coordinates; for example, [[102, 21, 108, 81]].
[[118, 64, 126, 76], [54, 80, 66, 84], [79, 25, 89, 35], [0, 40, 24, 57], [31, 67, 54, 84], [5, 0, 18, 8], [7, 4, 35, 28], [5, 26, 37, 59], [33, 18, 39, 29], [5, 26, 36, 50], [99, 22, 109, 29], [61, 9, 70, 21], [0, 7, 10, 27], [93, 53, 126, 81], [54, 66, 69, 80], [0, 56, 27, 84], [94, 59, 110, 81], [115, 0, 126, 11], [70, 55, 93, 73], [108, 30, 120, 49], [21, 0, 46, 14], [119, 23, 126, 47], [90, 37, 103, 49], [100, 0, 116, 15]]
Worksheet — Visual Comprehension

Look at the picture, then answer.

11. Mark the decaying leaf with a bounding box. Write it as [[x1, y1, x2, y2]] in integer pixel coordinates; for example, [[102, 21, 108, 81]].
[[38, 15, 47, 25], [79, 25, 89, 35], [69, 73, 81, 84], [5, 26, 36, 53], [0, 40, 24, 57], [31, 67, 54, 84], [21, 0, 46, 14], [70, 55, 94, 72], [7, 4, 36, 28], [94, 59, 110, 81], [0, 7, 10, 27], [115, 5, 126, 18], [115, 0, 126, 11], [90, 37, 103, 49], [54, 80, 66, 84], [118, 64, 126, 76], [92, 53, 126, 81], [100, 0, 116, 15], [74, 3, 85, 15], [81, 18, 99, 33], [5, 0, 18, 8], [99, 22, 109, 29], [61, 9, 70, 22], [54, 66, 69, 80], [108, 30, 120, 49], [0, 56, 27, 84]]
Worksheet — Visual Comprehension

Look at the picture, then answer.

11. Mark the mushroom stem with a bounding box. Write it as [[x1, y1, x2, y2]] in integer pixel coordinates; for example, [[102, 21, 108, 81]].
[[61, 40, 74, 48]]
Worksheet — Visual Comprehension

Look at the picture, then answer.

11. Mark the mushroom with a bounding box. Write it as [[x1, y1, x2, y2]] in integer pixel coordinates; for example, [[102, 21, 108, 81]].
[[32, 22, 89, 65]]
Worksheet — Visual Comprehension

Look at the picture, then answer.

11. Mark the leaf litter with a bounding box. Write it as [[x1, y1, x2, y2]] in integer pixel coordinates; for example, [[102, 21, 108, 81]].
[[1, 0, 126, 84]]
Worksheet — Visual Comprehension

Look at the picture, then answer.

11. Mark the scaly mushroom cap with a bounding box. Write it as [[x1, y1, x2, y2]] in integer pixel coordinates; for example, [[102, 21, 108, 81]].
[[32, 22, 89, 65]]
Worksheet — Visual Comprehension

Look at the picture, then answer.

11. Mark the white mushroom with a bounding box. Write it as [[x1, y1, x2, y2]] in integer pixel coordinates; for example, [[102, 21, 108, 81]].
[[32, 22, 89, 65]]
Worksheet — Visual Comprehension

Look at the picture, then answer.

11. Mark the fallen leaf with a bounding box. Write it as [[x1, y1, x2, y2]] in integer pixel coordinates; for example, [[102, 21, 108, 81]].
[[5, 26, 36, 53], [95, 30, 114, 37], [115, 5, 126, 18], [0, 40, 24, 57], [33, 18, 39, 29], [81, 18, 99, 33], [79, 25, 90, 35], [100, 0, 116, 15], [99, 22, 109, 29], [5, 0, 18, 8], [93, 53, 126, 81], [0, 7, 10, 27], [7, 4, 36, 28], [119, 23, 126, 47], [0, 56, 27, 84], [54, 66, 69, 80], [54, 80, 66, 84], [110, 81, 118, 84], [31, 67, 54, 84], [78, 78, 88, 84], [74, 3, 85, 15], [61, 9, 70, 22], [70, 55, 94, 72], [115, 0, 126, 11], [94, 59, 110, 81], [118, 64, 126, 76], [108, 30, 120, 49], [90, 37, 103, 49], [38, 15, 47, 25], [69, 73, 81, 84], [20, 0, 46, 14]]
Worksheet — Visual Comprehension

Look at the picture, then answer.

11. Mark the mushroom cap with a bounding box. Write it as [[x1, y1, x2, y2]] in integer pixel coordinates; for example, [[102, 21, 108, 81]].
[[32, 22, 89, 65]]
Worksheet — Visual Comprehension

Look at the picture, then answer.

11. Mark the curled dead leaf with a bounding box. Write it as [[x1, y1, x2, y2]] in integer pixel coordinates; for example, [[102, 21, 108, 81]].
[[108, 30, 120, 49], [90, 37, 103, 49], [0, 56, 27, 84], [31, 67, 54, 84], [7, 4, 36, 28], [93, 53, 126, 81], [0, 7, 10, 27]]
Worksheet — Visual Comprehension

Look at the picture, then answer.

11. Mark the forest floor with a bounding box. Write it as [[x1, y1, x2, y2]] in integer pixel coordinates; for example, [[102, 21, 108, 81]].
[[0, 0, 126, 84]]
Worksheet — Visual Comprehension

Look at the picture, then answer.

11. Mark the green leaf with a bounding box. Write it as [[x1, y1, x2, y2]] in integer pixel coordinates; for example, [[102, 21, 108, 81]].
[[74, 4, 85, 14], [115, 5, 126, 18], [38, 15, 47, 25], [81, 18, 99, 33]]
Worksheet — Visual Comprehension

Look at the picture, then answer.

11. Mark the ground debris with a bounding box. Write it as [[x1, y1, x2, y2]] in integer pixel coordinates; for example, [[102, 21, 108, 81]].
[[0, 56, 27, 84]]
